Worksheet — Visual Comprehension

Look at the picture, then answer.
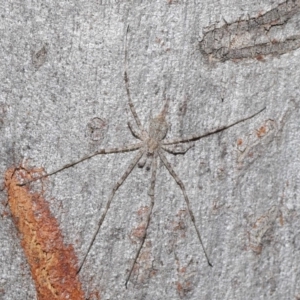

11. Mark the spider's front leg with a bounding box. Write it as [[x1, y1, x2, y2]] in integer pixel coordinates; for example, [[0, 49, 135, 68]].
[[163, 107, 266, 146], [127, 121, 143, 140], [128, 121, 149, 142], [17, 142, 143, 186]]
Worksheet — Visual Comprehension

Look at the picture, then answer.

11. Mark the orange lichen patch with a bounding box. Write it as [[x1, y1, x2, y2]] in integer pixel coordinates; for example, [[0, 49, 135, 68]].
[[5, 166, 85, 300]]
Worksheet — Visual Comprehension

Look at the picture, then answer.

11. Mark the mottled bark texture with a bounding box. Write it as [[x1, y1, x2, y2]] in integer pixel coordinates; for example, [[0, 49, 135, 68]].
[[0, 1, 299, 299]]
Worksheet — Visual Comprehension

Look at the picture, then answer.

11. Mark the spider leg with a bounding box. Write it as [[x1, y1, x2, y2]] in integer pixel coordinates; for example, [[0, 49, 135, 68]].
[[158, 150, 213, 267], [160, 90, 170, 117], [145, 153, 153, 171], [77, 148, 145, 274], [163, 107, 266, 145], [18, 142, 143, 186], [138, 152, 152, 170], [128, 121, 143, 140], [162, 142, 195, 155], [124, 26, 144, 131], [125, 152, 158, 288], [137, 151, 147, 168]]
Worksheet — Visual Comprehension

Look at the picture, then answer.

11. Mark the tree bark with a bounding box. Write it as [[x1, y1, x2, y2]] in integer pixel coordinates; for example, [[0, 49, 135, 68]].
[[1, 1, 300, 299]]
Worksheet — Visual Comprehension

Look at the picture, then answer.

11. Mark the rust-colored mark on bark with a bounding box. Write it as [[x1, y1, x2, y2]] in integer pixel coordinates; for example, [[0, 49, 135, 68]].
[[87, 290, 101, 300], [236, 119, 277, 166], [130, 240, 157, 285], [165, 209, 189, 254], [256, 124, 268, 138], [128, 206, 157, 285], [200, 0, 300, 62], [247, 206, 279, 254], [175, 258, 196, 299], [129, 206, 149, 244], [172, 209, 188, 239], [5, 166, 85, 300], [236, 138, 243, 146]]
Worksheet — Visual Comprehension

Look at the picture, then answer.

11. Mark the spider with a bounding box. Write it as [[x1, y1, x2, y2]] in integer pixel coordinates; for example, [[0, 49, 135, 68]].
[[21, 27, 265, 287]]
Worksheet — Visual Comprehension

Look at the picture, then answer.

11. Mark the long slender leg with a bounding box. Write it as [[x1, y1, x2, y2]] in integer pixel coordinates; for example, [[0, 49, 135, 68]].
[[127, 121, 143, 140], [124, 26, 144, 131], [162, 142, 195, 155], [163, 107, 266, 145], [158, 150, 213, 267], [18, 142, 143, 186], [77, 148, 145, 274], [160, 90, 170, 117], [125, 152, 158, 288]]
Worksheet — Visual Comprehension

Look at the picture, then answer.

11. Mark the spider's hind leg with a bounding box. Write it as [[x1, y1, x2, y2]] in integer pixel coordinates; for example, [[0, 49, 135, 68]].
[[125, 152, 158, 288], [77, 148, 144, 274], [158, 149, 213, 267]]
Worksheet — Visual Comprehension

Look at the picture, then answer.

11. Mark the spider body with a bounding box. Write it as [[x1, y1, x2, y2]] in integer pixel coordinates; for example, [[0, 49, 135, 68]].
[[134, 110, 169, 171], [22, 27, 266, 288], [149, 113, 168, 141]]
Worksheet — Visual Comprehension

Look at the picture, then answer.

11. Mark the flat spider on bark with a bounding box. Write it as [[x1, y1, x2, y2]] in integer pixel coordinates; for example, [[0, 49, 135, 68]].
[[21, 27, 265, 287]]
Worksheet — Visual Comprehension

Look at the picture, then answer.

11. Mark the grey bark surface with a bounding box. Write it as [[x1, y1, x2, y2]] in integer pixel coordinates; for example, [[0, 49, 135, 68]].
[[1, 1, 300, 299]]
